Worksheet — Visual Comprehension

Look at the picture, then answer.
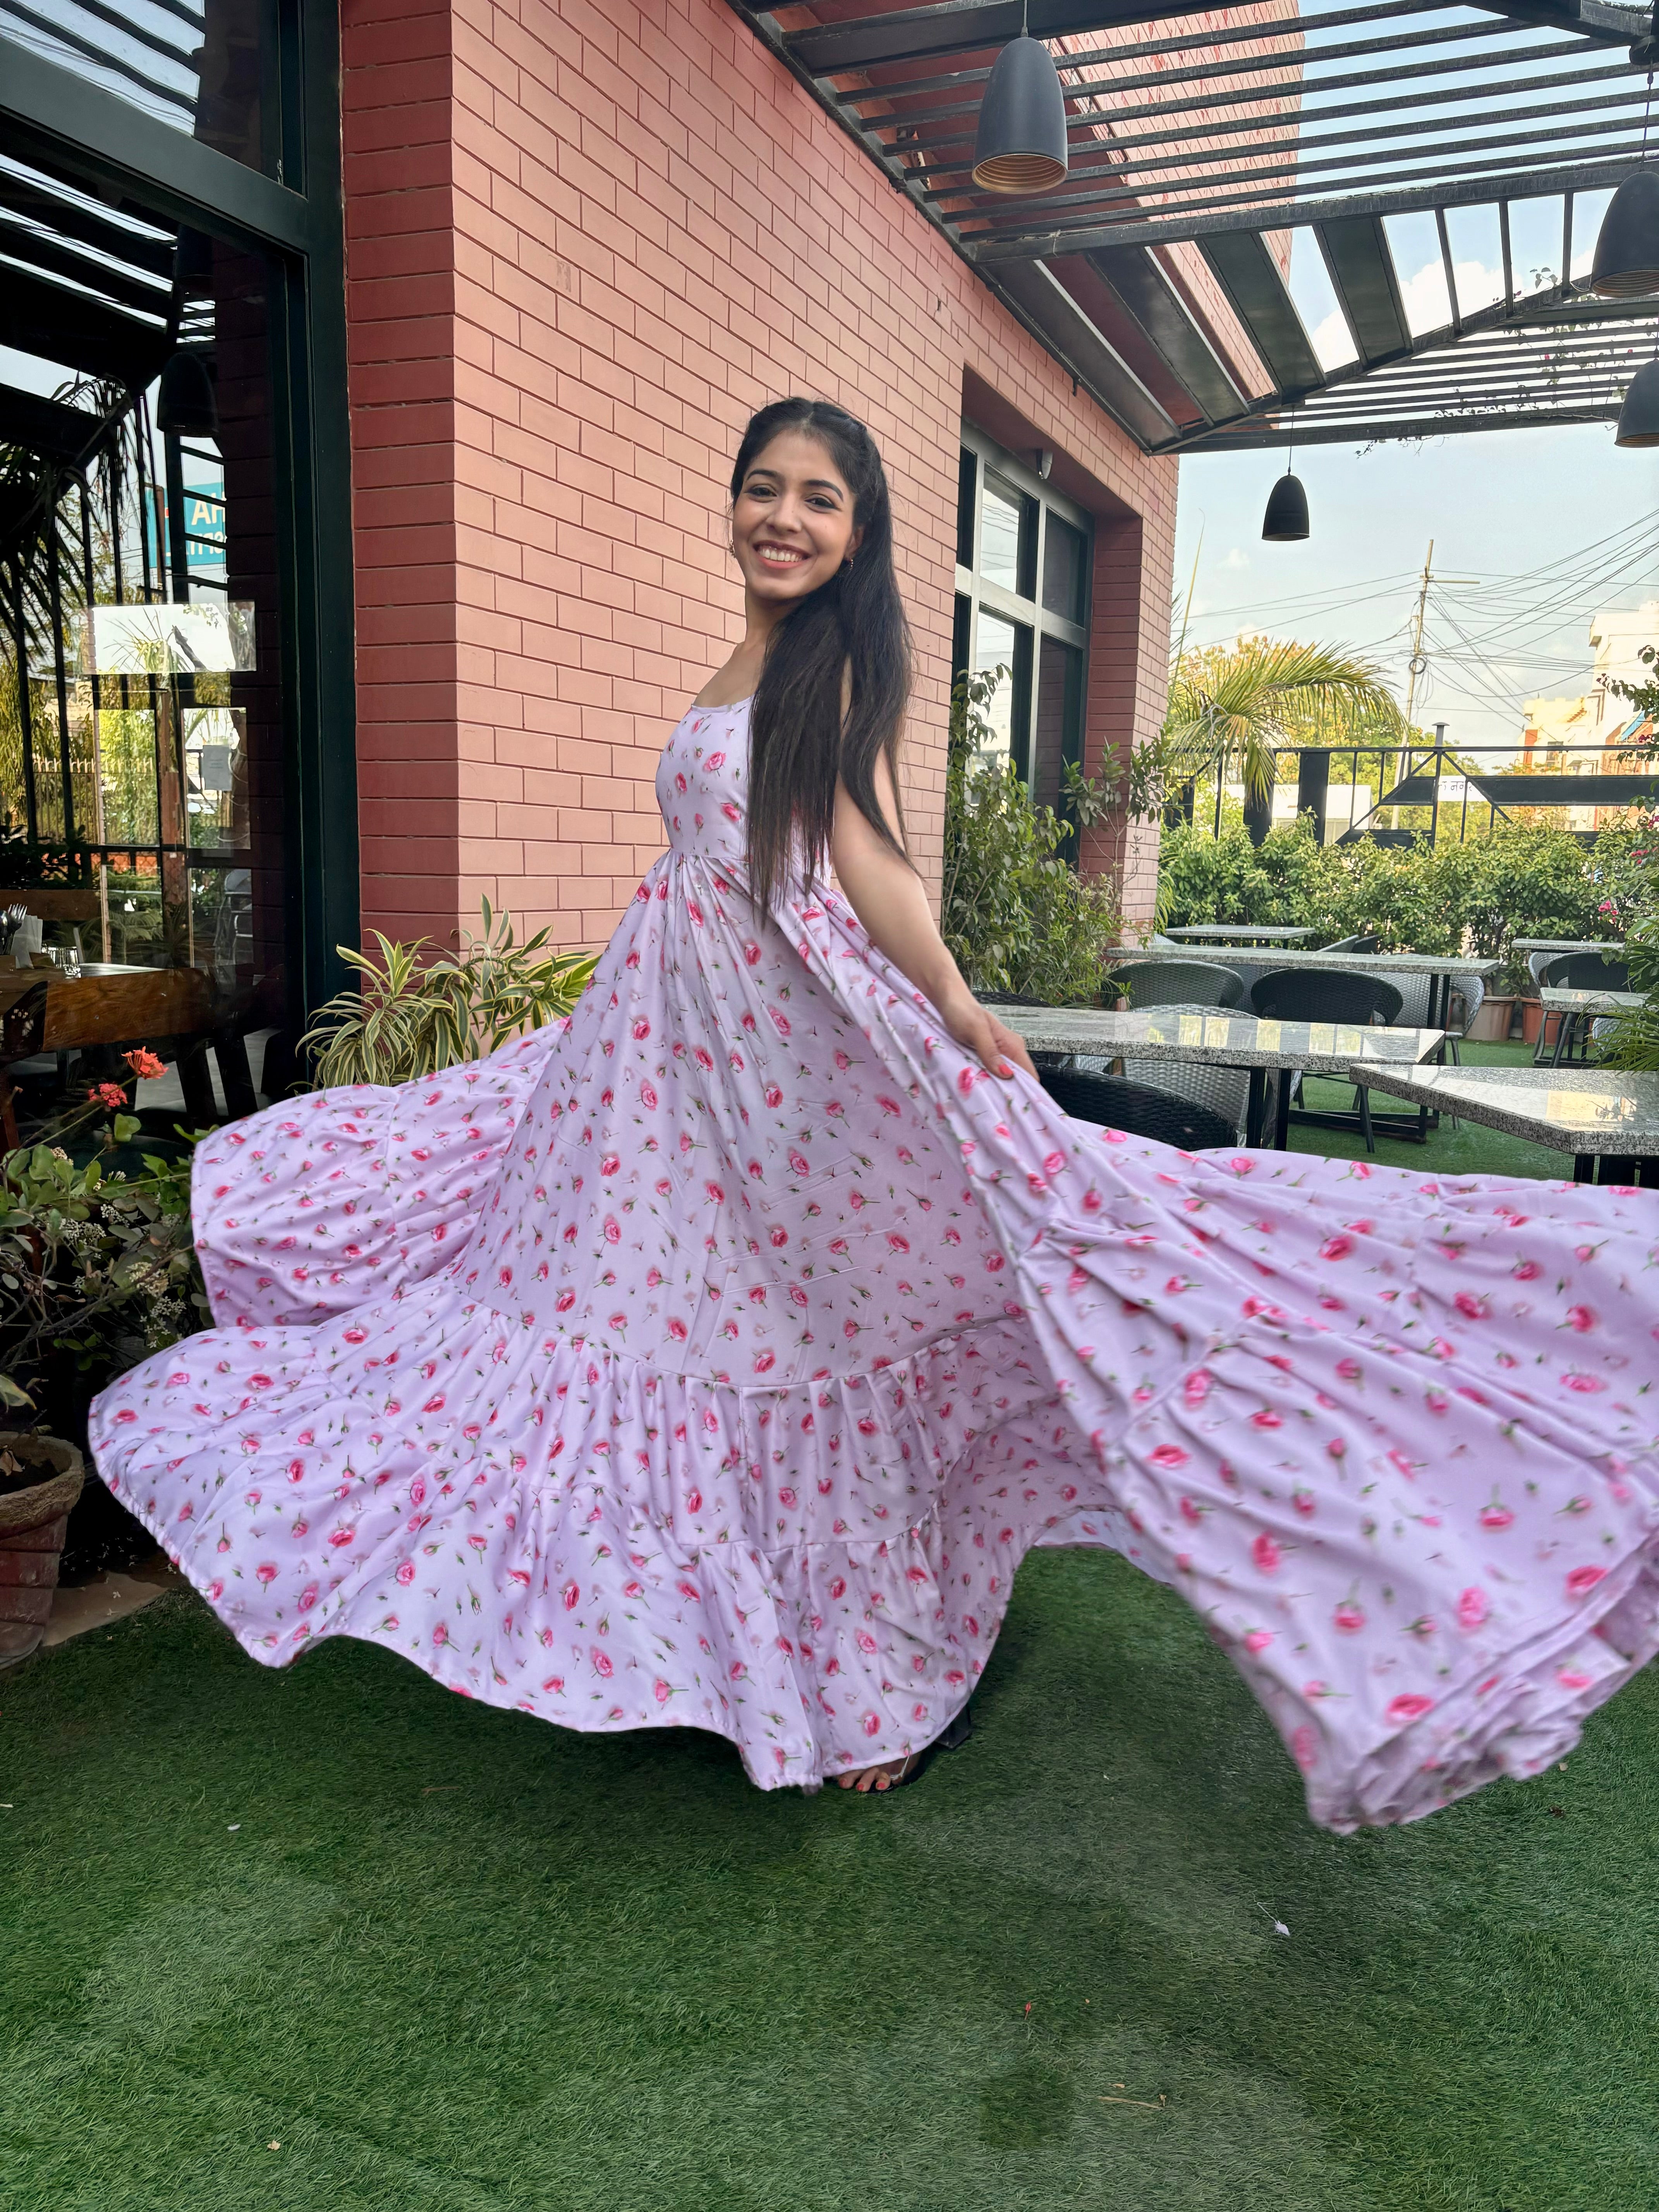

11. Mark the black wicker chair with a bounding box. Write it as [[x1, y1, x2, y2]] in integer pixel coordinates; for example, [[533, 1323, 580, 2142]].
[[1540, 951, 1631, 1065], [1248, 967, 1405, 1154], [1041, 1066, 1236, 1150], [1542, 951, 1630, 992], [1109, 958, 1244, 1010]]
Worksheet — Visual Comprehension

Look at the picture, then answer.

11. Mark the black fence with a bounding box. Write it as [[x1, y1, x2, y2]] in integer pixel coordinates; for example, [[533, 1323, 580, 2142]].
[[1173, 740, 1659, 847]]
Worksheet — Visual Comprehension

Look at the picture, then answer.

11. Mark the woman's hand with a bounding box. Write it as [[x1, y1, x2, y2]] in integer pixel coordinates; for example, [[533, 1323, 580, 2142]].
[[936, 985, 1039, 1080]]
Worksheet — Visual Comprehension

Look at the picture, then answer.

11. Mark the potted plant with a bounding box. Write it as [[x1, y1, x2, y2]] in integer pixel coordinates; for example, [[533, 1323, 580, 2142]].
[[0, 1431, 83, 1666], [0, 1061, 208, 1588]]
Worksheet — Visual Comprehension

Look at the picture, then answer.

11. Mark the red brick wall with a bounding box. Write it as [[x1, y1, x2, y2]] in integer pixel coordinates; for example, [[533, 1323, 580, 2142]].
[[339, 0, 1177, 948]]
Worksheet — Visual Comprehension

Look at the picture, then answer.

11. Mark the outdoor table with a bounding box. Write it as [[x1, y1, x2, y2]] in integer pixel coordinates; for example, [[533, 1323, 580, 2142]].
[[1511, 938, 1626, 955], [1162, 923, 1316, 945], [995, 1004, 1446, 1150], [1180, 946, 1502, 1030], [0, 962, 250, 1121], [1536, 984, 1644, 1068], [1354, 1064, 1659, 1186]]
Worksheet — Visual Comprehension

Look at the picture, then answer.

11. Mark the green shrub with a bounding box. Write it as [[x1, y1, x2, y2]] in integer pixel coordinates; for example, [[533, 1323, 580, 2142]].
[[0, 1110, 206, 1427], [1157, 816, 1636, 969], [940, 669, 1121, 1002]]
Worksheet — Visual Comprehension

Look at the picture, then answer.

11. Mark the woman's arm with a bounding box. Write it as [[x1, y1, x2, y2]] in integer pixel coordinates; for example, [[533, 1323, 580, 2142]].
[[829, 755, 1037, 1080]]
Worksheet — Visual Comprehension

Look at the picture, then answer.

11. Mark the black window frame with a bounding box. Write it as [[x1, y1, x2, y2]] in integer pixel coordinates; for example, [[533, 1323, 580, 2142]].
[[0, 3, 358, 1020], [953, 426, 1091, 795]]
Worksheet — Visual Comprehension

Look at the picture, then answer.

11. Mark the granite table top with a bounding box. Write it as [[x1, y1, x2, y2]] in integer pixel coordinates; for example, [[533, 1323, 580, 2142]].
[[1538, 986, 1645, 1013], [996, 1003, 1446, 1075], [1173, 948, 1501, 978], [1162, 924, 1316, 943], [1511, 938, 1626, 955], [1353, 1064, 1659, 1154]]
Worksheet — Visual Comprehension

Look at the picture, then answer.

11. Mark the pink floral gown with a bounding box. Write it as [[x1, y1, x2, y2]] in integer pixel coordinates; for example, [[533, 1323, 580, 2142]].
[[90, 701, 1659, 1826]]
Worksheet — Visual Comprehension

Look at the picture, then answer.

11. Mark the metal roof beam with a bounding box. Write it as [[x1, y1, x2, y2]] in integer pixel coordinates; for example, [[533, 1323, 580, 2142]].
[[0, 211, 172, 315], [1182, 401, 1626, 447], [891, 62, 1636, 176], [924, 85, 1649, 205], [842, 0, 1451, 106], [969, 152, 1645, 258], [898, 18, 1590, 151], [0, 380, 122, 465], [1200, 233, 1327, 393], [987, 256, 1181, 444], [1084, 246, 1250, 419], [5, 262, 168, 385], [787, 0, 1645, 75]]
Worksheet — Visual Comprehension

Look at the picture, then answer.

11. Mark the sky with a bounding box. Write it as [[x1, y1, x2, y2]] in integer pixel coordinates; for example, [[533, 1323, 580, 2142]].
[[1172, 213, 1659, 758]]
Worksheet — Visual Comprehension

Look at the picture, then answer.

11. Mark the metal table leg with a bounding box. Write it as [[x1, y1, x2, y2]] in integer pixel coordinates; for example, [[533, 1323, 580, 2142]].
[[1246, 1067, 1268, 1147]]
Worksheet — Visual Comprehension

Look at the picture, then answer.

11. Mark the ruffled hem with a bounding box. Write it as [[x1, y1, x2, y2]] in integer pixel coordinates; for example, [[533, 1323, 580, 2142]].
[[90, 1283, 1127, 1788]]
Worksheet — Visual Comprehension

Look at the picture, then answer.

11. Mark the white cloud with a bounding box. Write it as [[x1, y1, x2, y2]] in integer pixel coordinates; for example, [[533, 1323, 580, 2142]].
[[1309, 257, 1508, 369], [1220, 546, 1250, 572]]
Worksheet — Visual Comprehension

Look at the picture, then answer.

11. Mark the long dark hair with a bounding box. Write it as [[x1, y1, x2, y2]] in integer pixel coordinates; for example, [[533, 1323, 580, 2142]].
[[733, 398, 912, 915]]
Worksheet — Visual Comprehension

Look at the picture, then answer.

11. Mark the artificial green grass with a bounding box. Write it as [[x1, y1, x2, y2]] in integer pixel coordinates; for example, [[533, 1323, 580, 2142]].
[[1292, 1039, 1579, 1181], [5, 1547, 1658, 2212]]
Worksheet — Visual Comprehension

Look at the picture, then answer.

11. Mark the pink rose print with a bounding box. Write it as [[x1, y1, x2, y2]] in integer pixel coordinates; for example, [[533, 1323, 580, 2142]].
[[1456, 1587, 1489, 1631]]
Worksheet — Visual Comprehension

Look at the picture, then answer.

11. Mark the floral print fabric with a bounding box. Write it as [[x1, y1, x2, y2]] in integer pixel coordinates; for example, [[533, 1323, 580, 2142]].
[[90, 702, 1659, 1826]]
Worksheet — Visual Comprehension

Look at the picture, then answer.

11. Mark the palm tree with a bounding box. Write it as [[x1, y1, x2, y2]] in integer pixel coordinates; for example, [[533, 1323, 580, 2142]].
[[1161, 638, 1409, 841]]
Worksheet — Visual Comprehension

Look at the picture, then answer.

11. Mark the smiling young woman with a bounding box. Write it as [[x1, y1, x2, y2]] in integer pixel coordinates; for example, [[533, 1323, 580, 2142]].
[[90, 396, 1659, 1828]]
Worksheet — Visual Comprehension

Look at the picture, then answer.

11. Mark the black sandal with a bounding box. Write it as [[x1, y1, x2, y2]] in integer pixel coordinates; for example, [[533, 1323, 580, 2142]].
[[857, 1700, 974, 1793]]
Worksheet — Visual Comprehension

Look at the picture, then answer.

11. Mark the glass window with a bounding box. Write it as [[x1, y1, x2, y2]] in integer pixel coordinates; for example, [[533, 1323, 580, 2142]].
[[1032, 638, 1083, 816], [955, 447, 976, 570], [973, 611, 1022, 771], [980, 477, 1029, 595], [1042, 516, 1087, 624], [0, 2, 281, 176], [0, 152, 292, 1068], [952, 430, 1091, 823]]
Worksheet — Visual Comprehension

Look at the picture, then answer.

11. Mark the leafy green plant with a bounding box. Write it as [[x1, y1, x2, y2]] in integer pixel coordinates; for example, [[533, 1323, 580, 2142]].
[[0, 1098, 206, 1425], [939, 668, 1123, 1003], [1598, 819, 1659, 1070], [1162, 638, 1408, 803], [302, 897, 597, 1087], [1157, 815, 1640, 970]]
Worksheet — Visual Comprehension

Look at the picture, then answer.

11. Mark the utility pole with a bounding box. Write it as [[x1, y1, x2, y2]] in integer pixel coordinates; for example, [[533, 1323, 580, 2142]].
[[1405, 539, 1434, 729], [1393, 540, 1434, 828]]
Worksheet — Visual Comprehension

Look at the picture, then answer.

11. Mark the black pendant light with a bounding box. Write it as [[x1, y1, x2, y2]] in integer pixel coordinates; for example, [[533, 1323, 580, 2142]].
[[156, 349, 218, 438], [973, 5, 1069, 196], [1589, 168, 1659, 297], [1261, 410, 1309, 541], [1590, 75, 1659, 298], [1616, 357, 1659, 445]]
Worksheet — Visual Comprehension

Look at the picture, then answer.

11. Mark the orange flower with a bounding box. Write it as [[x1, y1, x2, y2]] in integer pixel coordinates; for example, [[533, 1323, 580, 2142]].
[[123, 1047, 166, 1080]]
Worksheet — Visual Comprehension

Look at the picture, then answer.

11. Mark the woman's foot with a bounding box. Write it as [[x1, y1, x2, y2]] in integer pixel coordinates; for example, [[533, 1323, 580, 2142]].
[[832, 1704, 974, 1793], [836, 1755, 919, 1793]]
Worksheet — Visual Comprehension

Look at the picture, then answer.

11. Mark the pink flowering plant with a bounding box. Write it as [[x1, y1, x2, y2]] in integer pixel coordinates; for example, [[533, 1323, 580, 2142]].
[[0, 1053, 207, 1425]]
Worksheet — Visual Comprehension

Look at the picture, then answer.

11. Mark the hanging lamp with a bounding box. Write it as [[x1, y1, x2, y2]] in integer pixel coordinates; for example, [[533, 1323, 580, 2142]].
[[1589, 168, 1659, 297], [1590, 75, 1659, 297], [1261, 410, 1309, 541], [1615, 357, 1659, 445], [972, 5, 1069, 195], [156, 349, 218, 438]]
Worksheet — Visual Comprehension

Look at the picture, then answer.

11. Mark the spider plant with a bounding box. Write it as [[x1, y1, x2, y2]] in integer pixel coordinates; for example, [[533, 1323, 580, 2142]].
[[301, 898, 596, 1087]]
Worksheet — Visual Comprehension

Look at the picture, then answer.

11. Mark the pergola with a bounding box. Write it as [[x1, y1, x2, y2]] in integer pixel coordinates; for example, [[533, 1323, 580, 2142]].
[[728, 0, 1659, 450]]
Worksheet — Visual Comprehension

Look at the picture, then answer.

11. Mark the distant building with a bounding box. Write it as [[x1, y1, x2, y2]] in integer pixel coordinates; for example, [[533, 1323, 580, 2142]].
[[1519, 601, 1655, 828]]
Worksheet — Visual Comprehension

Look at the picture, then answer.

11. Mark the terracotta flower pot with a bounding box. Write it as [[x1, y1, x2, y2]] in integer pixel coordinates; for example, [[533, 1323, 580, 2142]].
[[1518, 998, 1545, 1046], [0, 1432, 85, 1668], [1465, 994, 1515, 1043]]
